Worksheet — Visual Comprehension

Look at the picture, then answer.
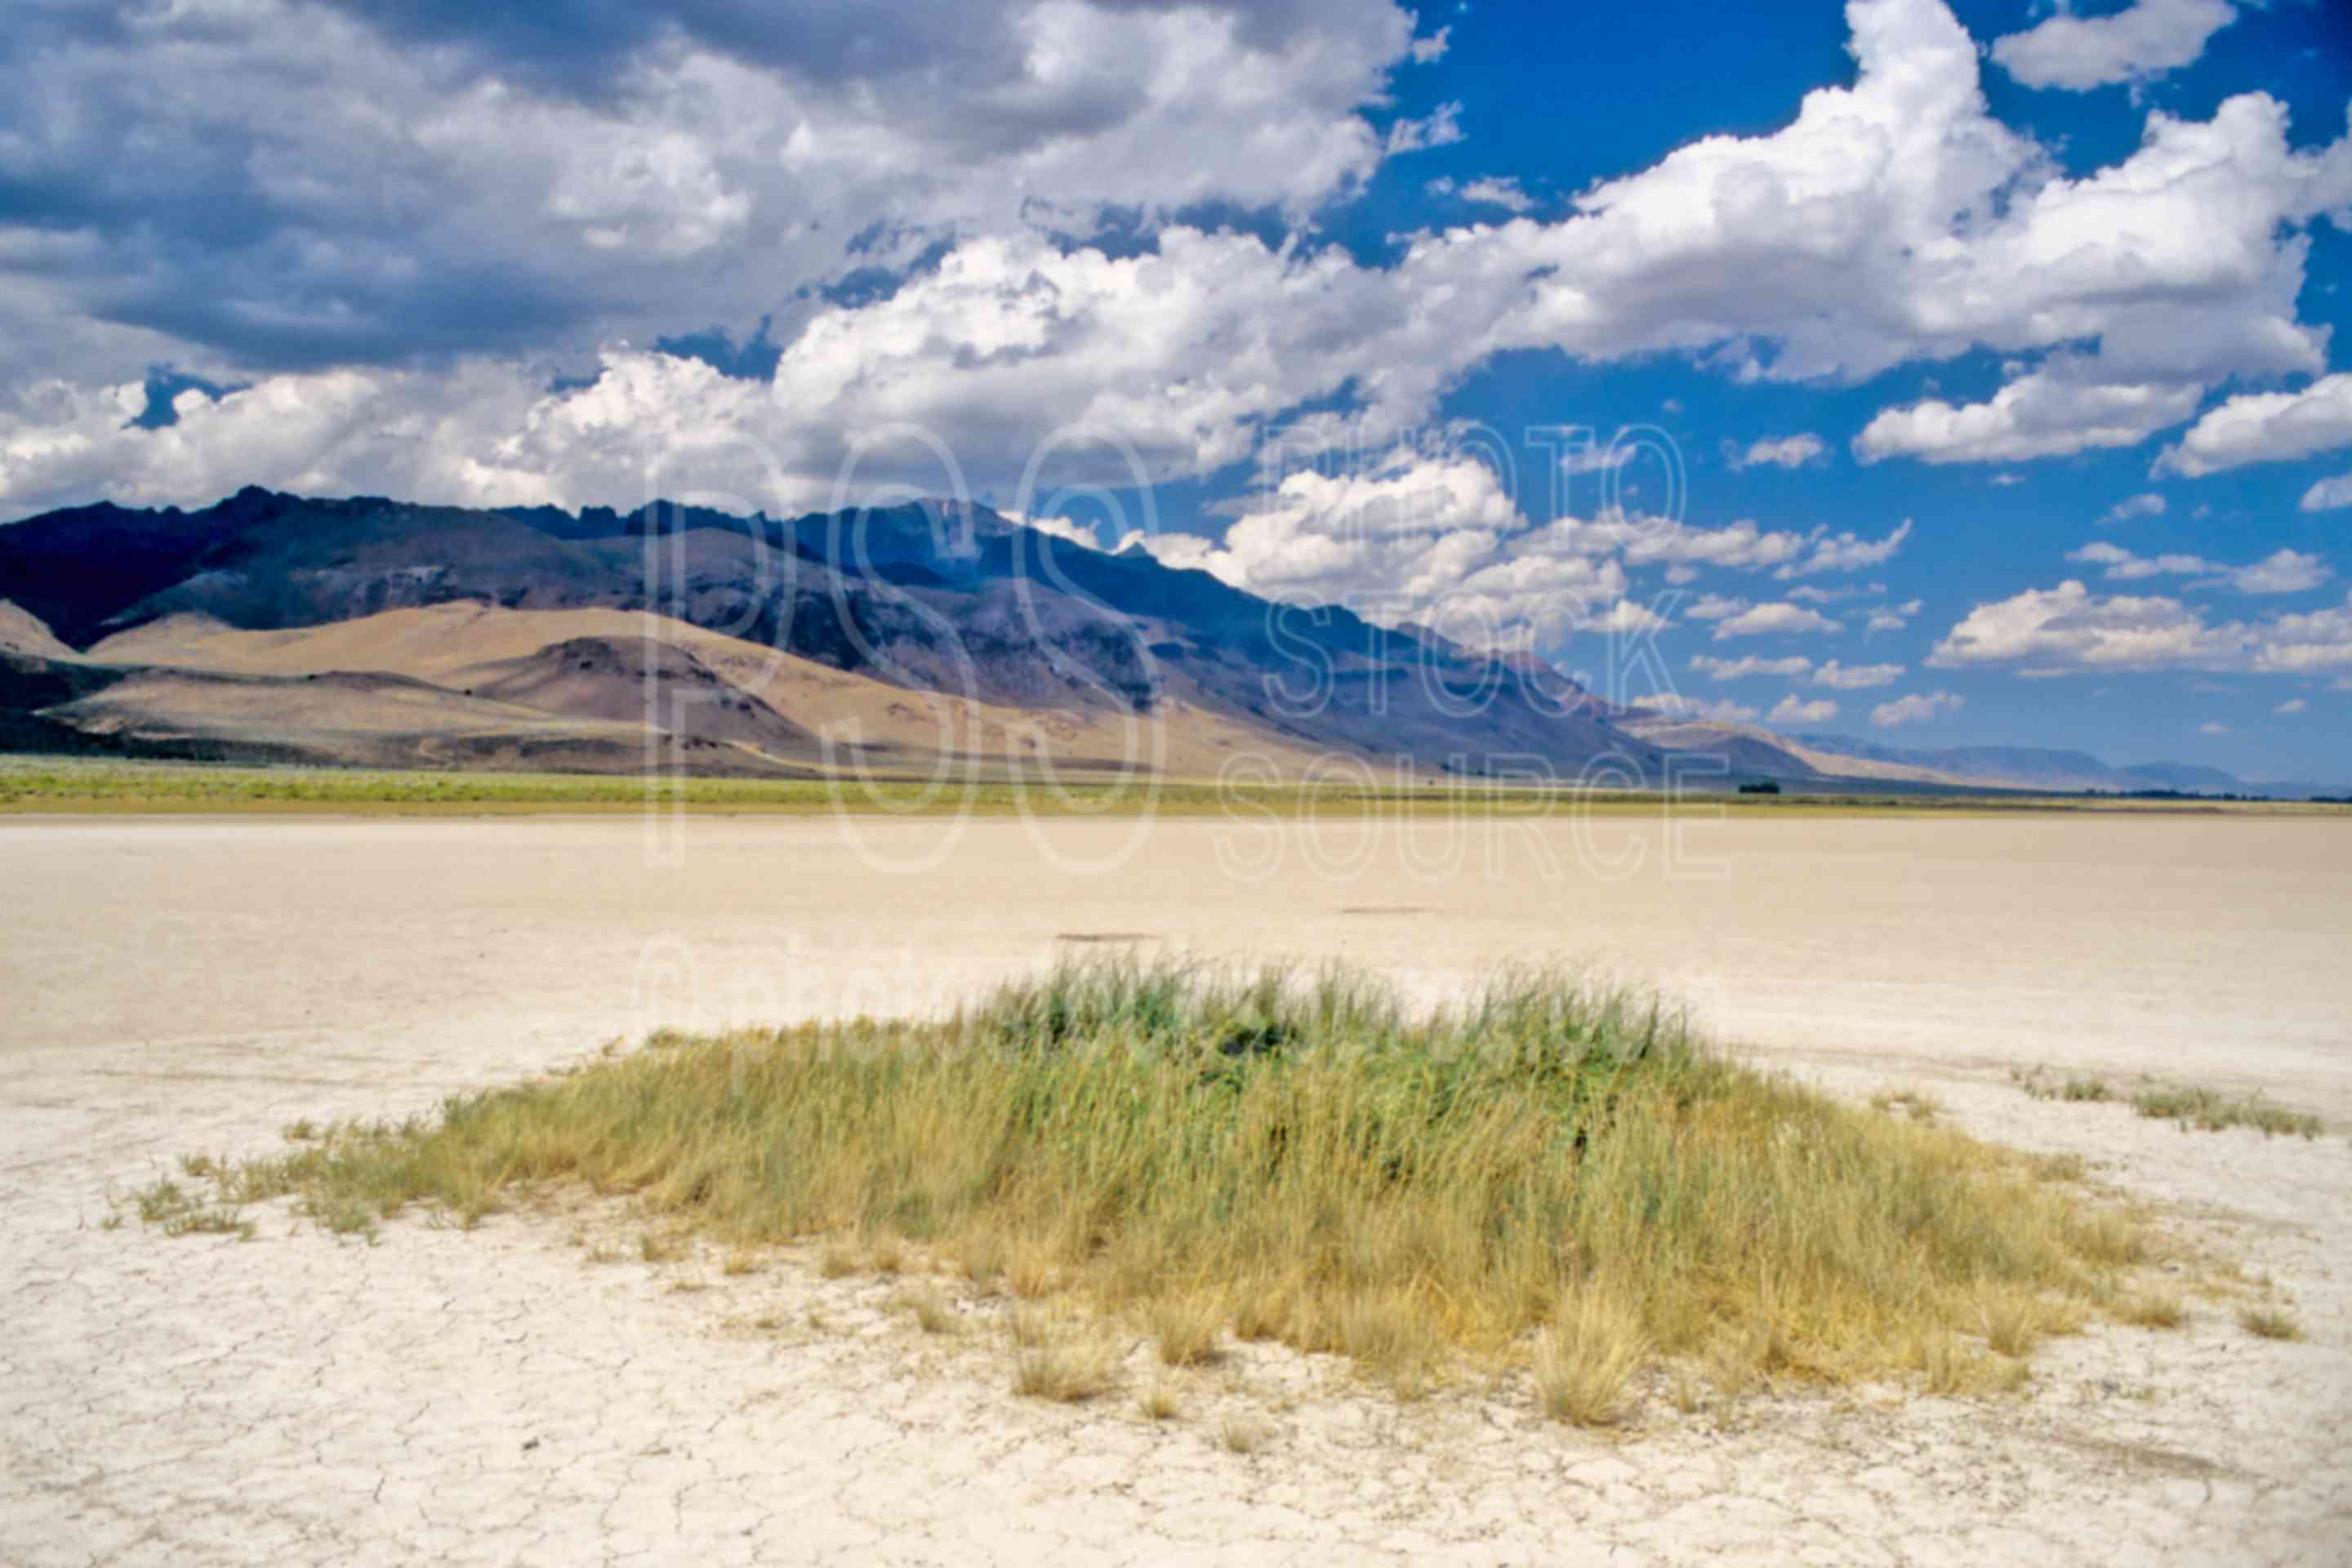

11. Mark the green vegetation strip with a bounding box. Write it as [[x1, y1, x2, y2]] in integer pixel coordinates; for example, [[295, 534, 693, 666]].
[[149, 959, 2173, 1410], [2010, 1066, 2323, 1138], [11, 755, 2342, 817]]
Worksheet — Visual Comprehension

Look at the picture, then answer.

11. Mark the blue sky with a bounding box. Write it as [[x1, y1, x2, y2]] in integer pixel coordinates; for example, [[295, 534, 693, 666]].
[[2, 0, 2350, 779]]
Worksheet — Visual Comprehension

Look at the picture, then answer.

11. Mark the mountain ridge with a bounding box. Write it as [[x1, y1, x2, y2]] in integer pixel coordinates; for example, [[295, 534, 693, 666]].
[[0, 488, 1666, 781], [7, 488, 2340, 795]]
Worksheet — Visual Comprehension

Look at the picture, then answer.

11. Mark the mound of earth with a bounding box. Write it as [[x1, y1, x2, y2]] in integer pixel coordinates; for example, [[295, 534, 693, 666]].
[[451, 636, 816, 755]]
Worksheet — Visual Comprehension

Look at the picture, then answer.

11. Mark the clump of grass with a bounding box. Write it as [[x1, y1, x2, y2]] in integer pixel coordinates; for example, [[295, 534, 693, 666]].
[[1137, 1379, 1183, 1421], [1535, 1292, 1649, 1426], [897, 1284, 959, 1335], [2016, 1064, 2320, 1138], [1907, 1331, 2028, 1396], [164, 1206, 256, 1241], [2131, 1086, 2322, 1138], [133, 1178, 188, 1224], [126, 1177, 256, 1241], [310, 1195, 378, 1241], [2115, 1292, 2185, 1330], [2016, 1066, 2117, 1104], [954, 1233, 1006, 1293], [1976, 1286, 2049, 1358], [1011, 1320, 1118, 1403], [1218, 1413, 1270, 1453], [2238, 1305, 2303, 1342], [1869, 1088, 1944, 1124], [167, 955, 2161, 1402], [1145, 1291, 1226, 1368]]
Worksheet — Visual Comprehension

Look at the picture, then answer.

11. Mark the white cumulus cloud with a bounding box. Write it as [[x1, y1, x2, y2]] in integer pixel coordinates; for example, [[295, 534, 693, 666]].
[[1769, 695, 1841, 725], [2066, 541, 2331, 595], [1930, 581, 2352, 674], [1735, 434, 1825, 470], [2302, 474, 2352, 513], [1629, 693, 1761, 725], [1872, 690, 1965, 727], [2157, 375, 2352, 478], [1690, 654, 1815, 680], [1778, 520, 1912, 578], [1991, 0, 2237, 93], [1712, 603, 1843, 640], [1813, 659, 1906, 688], [2098, 492, 2167, 528]]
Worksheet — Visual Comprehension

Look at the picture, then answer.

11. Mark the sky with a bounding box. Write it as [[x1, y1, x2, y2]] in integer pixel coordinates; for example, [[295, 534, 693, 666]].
[[3, 0, 2351, 781]]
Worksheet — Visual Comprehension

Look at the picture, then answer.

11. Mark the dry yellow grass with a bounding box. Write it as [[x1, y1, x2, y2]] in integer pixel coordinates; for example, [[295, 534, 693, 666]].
[[1535, 1292, 1650, 1427], [1218, 1413, 1270, 1454], [2115, 1291, 2185, 1330], [1145, 1291, 1227, 1368], [163, 956, 2167, 1407], [1011, 1313, 1120, 1402], [1137, 1379, 1183, 1422], [2238, 1304, 2304, 1341], [896, 1284, 959, 1335], [1978, 1287, 2048, 1358]]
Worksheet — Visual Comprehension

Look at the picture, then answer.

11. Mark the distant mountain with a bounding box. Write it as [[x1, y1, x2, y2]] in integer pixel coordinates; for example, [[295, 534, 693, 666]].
[[11, 488, 2331, 793], [1786, 733, 2345, 801], [0, 488, 1671, 781]]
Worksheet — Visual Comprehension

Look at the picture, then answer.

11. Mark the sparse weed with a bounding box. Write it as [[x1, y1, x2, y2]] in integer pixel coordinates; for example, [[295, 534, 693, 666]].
[[1218, 1414, 1269, 1454], [898, 1285, 959, 1335], [312, 1195, 378, 1241], [2018, 1069, 2323, 1138], [1869, 1088, 1943, 1123], [2131, 1085, 2319, 1137], [1667, 1363, 1706, 1415], [163, 1206, 255, 1241], [2115, 1292, 2185, 1330], [134, 1179, 186, 1223], [2238, 1305, 2304, 1342], [1137, 1380, 1183, 1421]]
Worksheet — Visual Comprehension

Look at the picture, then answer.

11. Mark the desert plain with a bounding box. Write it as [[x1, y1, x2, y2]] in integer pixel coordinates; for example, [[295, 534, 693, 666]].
[[3, 808, 2349, 1565]]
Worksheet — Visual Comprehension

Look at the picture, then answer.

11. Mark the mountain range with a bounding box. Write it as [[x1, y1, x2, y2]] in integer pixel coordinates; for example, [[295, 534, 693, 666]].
[[0, 488, 2339, 797]]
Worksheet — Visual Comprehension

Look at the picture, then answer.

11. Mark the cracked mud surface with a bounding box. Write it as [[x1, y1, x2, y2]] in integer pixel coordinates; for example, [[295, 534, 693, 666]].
[[5, 815, 2348, 1565]]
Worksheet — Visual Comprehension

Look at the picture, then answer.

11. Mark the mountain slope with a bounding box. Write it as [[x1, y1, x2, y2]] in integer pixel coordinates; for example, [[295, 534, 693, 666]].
[[3, 489, 1674, 781], [78, 603, 1339, 776], [0, 601, 78, 661]]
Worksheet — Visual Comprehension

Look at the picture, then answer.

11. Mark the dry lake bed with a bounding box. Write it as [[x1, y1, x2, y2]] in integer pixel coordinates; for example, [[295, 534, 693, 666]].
[[4, 812, 2350, 1565]]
